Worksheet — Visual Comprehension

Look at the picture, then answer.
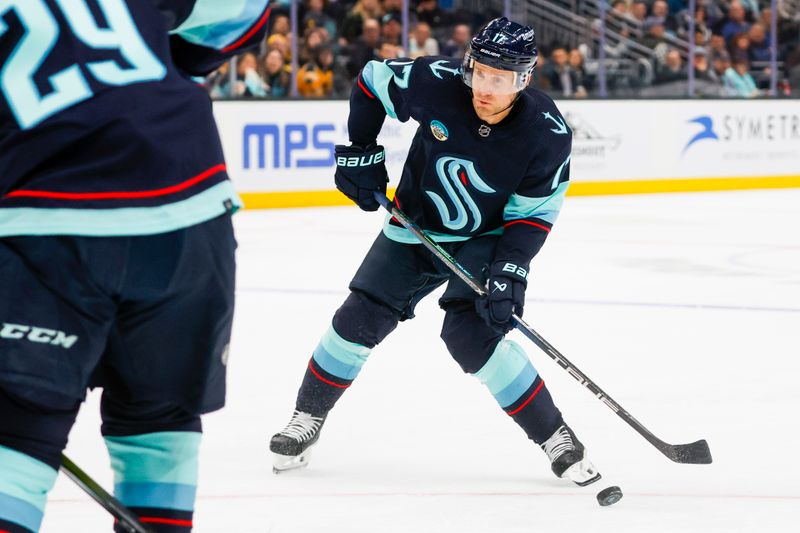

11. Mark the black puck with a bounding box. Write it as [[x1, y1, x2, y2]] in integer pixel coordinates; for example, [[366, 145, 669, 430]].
[[596, 485, 623, 506]]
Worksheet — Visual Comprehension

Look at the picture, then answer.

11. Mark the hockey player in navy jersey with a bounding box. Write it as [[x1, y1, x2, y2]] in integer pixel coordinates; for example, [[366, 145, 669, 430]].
[[271, 18, 602, 487], [0, 1, 270, 531]]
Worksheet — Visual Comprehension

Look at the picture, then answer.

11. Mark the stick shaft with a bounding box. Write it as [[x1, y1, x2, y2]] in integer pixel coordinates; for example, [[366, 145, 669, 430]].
[[60, 454, 154, 533], [374, 192, 711, 464]]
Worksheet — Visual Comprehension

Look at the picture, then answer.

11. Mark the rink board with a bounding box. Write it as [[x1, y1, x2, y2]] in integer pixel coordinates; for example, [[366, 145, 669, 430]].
[[212, 99, 800, 208]]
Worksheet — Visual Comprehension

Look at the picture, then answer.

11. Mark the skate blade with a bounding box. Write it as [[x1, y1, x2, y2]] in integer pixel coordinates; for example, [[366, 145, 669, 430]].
[[561, 458, 602, 487], [272, 449, 313, 474]]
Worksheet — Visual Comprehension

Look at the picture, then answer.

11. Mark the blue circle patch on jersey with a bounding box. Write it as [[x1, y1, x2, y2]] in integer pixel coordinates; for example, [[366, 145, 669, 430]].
[[430, 120, 449, 141]]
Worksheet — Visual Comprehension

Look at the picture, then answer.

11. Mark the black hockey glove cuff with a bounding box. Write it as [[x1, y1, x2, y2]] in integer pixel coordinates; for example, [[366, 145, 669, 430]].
[[475, 261, 529, 334], [334, 143, 388, 211]]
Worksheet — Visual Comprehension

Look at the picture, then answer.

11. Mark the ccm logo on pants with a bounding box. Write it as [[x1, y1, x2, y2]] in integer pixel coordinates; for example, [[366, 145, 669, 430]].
[[0, 323, 78, 349]]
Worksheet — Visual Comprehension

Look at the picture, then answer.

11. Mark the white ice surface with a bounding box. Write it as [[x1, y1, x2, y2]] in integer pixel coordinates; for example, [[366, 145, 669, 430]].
[[43, 190, 800, 532]]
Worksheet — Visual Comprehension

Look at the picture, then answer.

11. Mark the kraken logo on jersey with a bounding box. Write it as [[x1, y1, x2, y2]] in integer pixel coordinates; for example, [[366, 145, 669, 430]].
[[427, 156, 495, 232]]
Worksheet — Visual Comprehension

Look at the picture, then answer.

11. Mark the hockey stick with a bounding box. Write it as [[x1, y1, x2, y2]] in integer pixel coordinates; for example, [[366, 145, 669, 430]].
[[60, 454, 156, 533], [374, 192, 712, 465]]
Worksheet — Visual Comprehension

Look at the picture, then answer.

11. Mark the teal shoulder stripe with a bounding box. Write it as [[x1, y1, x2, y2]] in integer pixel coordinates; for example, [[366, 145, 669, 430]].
[[382, 215, 503, 244], [172, 0, 269, 49], [105, 432, 201, 486], [504, 181, 569, 225], [0, 445, 56, 514], [0, 181, 242, 237], [361, 61, 398, 119]]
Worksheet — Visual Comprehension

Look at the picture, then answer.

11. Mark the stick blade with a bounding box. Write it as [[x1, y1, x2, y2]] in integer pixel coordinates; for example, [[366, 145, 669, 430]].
[[663, 439, 712, 464]]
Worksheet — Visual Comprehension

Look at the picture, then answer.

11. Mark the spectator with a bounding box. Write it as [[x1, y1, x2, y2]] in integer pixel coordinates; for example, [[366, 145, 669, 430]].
[[416, 0, 449, 28], [300, 27, 330, 65], [642, 21, 670, 63], [540, 45, 583, 97], [409, 22, 440, 58], [679, 5, 712, 43], [723, 56, 760, 96], [345, 18, 381, 78], [692, 48, 719, 83], [258, 48, 292, 98], [728, 31, 751, 62], [211, 52, 268, 98], [718, 1, 750, 44], [271, 14, 291, 38], [341, 0, 384, 44], [747, 23, 772, 63], [739, 0, 761, 20], [629, 1, 648, 26], [608, 0, 631, 37], [711, 50, 732, 79], [302, 0, 337, 42], [655, 48, 687, 84], [646, 0, 678, 34], [377, 41, 401, 60], [381, 12, 404, 47], [297, 46, 334, 97], [708, 33, 728, 61], [205, 61, 231, 99], [267, 33, 292, 63], [568, 48, 591, 96], [442, 24, 471, 58]]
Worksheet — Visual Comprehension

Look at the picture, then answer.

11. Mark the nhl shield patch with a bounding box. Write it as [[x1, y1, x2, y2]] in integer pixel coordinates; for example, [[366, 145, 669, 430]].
[[430, 120, 449, 141]]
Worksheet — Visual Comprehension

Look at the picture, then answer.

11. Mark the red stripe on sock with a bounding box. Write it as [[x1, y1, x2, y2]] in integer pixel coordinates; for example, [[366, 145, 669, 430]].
[[503, 220, 551, 232], [506, 380, 545, 416], [139, 517, 193, 527], [308, 360, 350, 389], [4, 164, 226, 201], [222, 7, 272, 53]]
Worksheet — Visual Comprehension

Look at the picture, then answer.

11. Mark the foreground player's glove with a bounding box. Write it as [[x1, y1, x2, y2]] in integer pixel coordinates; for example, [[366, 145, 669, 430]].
[[334, 143, 388, 211], [476, 261, 528, 334]]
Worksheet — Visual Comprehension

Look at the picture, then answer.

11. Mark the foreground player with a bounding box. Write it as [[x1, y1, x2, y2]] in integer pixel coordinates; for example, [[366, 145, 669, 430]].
[[271, 18, 601, 487], [0, 1, 270, 531]]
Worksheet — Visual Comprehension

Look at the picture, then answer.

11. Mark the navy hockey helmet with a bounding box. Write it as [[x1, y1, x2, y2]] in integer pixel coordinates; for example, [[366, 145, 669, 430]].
[[463, 17, 538, 94]]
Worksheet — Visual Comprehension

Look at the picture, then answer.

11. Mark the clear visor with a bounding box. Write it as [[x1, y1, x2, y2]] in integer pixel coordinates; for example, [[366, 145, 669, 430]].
[[462, 53, 529, 95]]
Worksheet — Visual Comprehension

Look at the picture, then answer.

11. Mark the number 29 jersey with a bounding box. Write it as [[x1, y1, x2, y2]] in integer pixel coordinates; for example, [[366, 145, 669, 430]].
[[0, 0, 270, 236]]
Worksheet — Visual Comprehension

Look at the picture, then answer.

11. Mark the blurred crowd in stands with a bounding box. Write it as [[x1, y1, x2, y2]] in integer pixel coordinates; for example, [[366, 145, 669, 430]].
[[205, 0, 800, 99]]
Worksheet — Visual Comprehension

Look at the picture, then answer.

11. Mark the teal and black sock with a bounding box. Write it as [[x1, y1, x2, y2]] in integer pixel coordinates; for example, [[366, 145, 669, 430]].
[[0, 445, 58, 533], [105, 432, 200, 532], [474, 339, 563, 443]]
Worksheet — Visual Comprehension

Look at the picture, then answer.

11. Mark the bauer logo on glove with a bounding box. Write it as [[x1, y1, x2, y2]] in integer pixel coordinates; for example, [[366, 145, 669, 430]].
[[334, 142, 388, 211], [336, 150, 385, 167]]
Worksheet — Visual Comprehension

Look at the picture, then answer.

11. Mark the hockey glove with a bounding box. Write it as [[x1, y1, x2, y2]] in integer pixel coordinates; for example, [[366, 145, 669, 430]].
[[334, 143, 388, 211], [475, 261, 528, 334]]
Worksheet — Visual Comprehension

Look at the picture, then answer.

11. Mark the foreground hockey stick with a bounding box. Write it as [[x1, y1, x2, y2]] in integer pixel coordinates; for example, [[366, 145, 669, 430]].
[[374, 192, 712, 465], [60, 454, 155, 533]]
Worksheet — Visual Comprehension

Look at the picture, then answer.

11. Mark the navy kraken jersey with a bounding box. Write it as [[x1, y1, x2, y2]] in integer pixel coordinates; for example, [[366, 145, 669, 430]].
[[350, 56, 572, 268], [0, 0, 270, 236]]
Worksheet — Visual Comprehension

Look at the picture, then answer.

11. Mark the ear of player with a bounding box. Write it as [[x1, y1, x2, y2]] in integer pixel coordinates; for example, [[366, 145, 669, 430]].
[[334, 143, 388, 211]]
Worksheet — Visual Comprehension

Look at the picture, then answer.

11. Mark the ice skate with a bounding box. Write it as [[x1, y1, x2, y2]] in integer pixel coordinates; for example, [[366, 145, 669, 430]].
[[270, 410, 326, 473], [540, 423, 601, 486]]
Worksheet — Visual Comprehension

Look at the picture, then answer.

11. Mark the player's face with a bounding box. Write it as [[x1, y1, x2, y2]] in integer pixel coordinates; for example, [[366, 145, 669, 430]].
[[470, 62, 518, 122]]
